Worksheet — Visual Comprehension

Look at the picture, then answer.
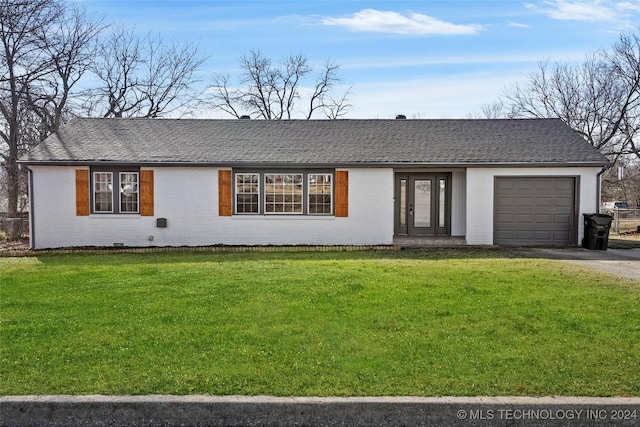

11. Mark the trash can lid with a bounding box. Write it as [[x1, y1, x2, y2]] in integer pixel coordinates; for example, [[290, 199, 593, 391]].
[[584, 213, 613, 226]]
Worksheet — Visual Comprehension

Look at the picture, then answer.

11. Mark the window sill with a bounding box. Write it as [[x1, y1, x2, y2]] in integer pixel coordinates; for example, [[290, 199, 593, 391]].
[[89, 214, 141, 218], [231, 215, 335, 220]]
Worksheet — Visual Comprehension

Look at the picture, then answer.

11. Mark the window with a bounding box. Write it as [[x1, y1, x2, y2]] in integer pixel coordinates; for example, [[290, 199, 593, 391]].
[[265, 174, 303, 214], [235, 173, 259, 214], [233, 171, 334, 215], [92, 169, 139, 214], [94, 172, 113, 213], [119, 172, 139, 213], [308, 174, 332, 214]]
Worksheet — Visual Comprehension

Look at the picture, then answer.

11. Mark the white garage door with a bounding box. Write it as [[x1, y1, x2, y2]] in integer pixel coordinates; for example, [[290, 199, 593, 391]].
[[494, 177, 577, 245]]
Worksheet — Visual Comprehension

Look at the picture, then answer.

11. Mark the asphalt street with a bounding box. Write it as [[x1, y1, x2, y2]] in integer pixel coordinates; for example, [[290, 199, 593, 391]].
[[1, 395, 639, 427]]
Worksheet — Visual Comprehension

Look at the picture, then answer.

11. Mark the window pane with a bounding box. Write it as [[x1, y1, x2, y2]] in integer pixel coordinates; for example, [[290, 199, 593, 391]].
[[308, 174, 332, 214], [265, 174, 302, 214], [439, 179, 446, 228], [399, 179, 406, 228], [235, 173, 260, 214], [93, 172, 113, 212], [120, 172, 139, 213], [414, 179, 431, 228]]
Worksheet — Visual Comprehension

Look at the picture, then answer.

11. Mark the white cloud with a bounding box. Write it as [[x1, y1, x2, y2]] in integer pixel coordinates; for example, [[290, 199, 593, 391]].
[[617, 1, 640, 12], [508, 21, 532, 28], [337, 51, 586, 71], [344, 72, 528, 119], [526, 1, 618, 21], [322, 9, 483, 35]]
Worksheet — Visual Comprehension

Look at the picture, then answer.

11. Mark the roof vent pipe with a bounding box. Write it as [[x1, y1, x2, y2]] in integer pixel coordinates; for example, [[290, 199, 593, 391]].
[[240, 115, 251, 120], [395, 114, 406, 120]]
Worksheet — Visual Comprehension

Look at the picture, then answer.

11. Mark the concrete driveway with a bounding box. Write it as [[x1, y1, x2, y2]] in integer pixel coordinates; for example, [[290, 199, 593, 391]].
[[516, 247, 640, 281]]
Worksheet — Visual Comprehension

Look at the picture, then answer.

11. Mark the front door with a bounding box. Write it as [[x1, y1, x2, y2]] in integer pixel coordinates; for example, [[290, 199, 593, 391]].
[[395, 174, 451, 236]]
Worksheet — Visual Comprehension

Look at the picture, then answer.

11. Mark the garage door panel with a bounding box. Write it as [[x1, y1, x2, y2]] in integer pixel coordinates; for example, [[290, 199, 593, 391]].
[[516, 213, 533, 223], [535, 197, 552, 206], [535, 180, 553, 191], [534, 230, 552, 240], [554, 196, 572, 205], [497, 213, 514, 223], [496, 180, 516, 191], [515, 230, 533, 239], [554, 180, 574, 191], [535, 214, 552, 223], [516, 197, 533, 207], [517, 179, 535, 190], [496, 197, 514, 207], [495, 177, 576, 245]]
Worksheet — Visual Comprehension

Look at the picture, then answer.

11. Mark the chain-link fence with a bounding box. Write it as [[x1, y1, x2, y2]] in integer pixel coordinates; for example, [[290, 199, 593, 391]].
[[608, 208, 640, 234], [0, 217, 29, 240]]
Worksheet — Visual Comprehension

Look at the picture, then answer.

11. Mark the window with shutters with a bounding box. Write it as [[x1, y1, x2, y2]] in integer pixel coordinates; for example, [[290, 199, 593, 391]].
[[91, 168, 141, 214], [233, 170, 338, 216]]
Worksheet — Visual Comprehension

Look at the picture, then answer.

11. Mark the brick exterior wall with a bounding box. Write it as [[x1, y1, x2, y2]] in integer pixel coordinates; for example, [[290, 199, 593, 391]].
[[29, 166, 395, 249]]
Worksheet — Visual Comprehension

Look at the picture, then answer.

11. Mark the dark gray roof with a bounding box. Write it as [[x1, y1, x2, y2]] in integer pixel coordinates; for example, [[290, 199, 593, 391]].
[[20, 117, 610, 167]]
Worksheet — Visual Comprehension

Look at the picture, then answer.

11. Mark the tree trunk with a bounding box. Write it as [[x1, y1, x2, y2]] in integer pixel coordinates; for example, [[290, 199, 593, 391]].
[[4, 159, 22, 240]]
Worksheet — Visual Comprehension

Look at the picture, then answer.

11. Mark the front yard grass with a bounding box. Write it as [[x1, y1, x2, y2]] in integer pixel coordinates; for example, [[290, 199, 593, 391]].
[[1, 248, 638, 396]]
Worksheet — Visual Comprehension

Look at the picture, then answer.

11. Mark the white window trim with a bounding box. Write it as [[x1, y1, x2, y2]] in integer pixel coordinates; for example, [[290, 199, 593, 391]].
[[307, 173, 333, 216], [91, 168, 140, 215], [93, 172, 114, 213], [234, 173, 260, 215], [233, 170, 334, 216], [264, 173, 304, 215], [119, 172, 139, 214]]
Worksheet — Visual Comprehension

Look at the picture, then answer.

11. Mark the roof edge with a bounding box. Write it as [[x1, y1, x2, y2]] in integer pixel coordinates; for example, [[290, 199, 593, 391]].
[[20, 160, 612, 168]]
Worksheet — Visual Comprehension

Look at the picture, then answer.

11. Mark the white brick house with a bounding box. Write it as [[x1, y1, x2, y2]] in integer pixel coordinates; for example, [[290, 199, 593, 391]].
[[20, 118, 609, 249]]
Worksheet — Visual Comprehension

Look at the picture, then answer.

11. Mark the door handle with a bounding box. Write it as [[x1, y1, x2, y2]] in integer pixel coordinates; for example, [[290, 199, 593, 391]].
[[409, 204, 413, 215]]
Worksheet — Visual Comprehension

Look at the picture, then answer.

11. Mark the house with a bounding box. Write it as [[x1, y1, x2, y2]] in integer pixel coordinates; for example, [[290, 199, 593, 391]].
[[19, 117, 610, 249]]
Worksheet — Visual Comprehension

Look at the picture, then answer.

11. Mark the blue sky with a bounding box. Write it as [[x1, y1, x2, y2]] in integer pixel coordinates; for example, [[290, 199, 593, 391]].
[[77, 0, 640, 119]]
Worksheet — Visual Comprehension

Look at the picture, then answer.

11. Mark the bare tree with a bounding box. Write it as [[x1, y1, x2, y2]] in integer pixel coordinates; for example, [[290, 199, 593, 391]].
[[26, 5, 103, 139], [601, 158, 640, 208], [84, 27, 207, 118], [501, 31, 640, 161], [470, 100, 509, 119], [604, 32, 640, 161], [1, 0, 101, 221], [208, 50, 352, 119], [307, 60, 353, 119]]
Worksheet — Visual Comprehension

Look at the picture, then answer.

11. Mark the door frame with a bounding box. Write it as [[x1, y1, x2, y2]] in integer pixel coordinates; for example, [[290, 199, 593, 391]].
[[395, 173, 452, 237]]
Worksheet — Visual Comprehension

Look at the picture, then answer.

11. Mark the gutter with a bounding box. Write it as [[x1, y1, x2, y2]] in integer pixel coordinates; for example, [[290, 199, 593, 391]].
[[18, 160, 612, 169], [596, 166, 608, 214], [27, 167, 35, 250]]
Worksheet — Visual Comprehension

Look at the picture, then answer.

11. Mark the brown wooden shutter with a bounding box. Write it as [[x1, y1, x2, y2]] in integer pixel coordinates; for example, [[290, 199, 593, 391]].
[[140, 170, 154, 216], [218, 170, 232, 216], [75, 170, 90, 216], [335, 170, 348, 217]]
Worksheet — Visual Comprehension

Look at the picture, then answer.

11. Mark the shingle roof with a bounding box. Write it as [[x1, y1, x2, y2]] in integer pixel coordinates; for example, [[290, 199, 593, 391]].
[[20, 117, 610, 167]]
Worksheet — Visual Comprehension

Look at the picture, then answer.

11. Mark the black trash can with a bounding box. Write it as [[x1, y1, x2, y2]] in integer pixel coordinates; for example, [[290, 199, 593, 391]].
[[582, 213, 612, 250]]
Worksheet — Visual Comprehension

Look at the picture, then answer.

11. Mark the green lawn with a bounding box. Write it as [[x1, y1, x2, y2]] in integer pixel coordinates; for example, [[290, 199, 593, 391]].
[[1, 249, 638, 396]]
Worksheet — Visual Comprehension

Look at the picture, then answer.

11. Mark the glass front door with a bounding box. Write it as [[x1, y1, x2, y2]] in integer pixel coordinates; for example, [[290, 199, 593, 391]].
[[395, 174, 450, 236]]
